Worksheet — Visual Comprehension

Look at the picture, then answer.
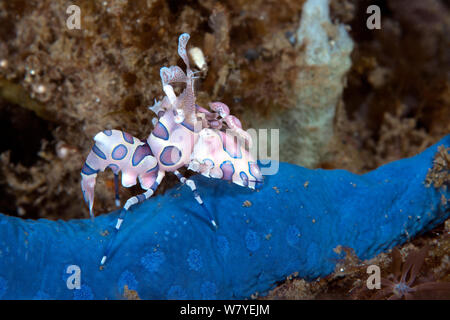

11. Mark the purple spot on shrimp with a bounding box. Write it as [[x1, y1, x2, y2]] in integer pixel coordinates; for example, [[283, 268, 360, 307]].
[[240, 171, 249, 187], [92, 144, 106, 160], [160, 146, 182, 166], [249, 162, 263, 182], [152, 122, 169, 140], [220, 161, 235, 181], [111, 144, 128, 160], [132, 143, 152, 166], [82, 163, 98, 175], [103, 129, 112, 136], [220, 132, 242, 159], [146, 164, 158, 173], [140, 139, 154, 155], [180, 120, 195, 132], [122, 132, 134, 144], [107, 163, 119, 174]]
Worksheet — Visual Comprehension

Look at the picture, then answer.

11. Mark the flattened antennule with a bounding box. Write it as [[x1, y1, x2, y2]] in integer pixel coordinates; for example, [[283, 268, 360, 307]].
[[160, 66, 187, 86], [178, 33, 191, 70]]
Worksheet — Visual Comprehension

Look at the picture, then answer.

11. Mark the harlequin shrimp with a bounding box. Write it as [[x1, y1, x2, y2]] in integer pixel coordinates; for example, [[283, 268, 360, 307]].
[[80, 33, 263, 266]]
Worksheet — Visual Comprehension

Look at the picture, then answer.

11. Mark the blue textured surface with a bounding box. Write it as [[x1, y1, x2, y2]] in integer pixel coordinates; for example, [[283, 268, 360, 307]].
[[0, 135, 448, 300]]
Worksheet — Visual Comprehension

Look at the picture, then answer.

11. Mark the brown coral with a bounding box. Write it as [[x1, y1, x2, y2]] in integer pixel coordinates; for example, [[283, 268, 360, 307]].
[[425, 145, 450, 189]]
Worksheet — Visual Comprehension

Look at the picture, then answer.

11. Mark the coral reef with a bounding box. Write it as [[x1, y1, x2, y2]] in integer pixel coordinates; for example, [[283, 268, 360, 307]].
[[332, 0, 450, 172], [425, 145, 450, 189], [0, 136, 448, 299]]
